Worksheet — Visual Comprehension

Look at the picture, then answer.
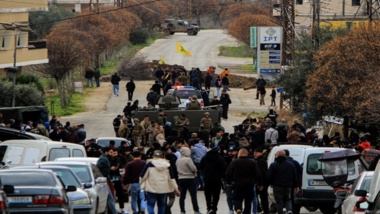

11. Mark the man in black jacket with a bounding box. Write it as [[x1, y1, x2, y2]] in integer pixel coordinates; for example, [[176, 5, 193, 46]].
[[199, 146, 227, 214], [255, 75, 266, 99], [226, 148, 262, 214], [126, 79, 136, 101], [254, 148, 269, 214], [267, 150, 298, 214], [111, 72, 121, 96]]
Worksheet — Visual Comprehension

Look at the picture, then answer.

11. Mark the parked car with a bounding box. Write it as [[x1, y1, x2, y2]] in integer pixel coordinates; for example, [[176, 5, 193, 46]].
[[0, 127, 50, 142], [0, 169, 76, 213], [168, 86, 203, 108], [14, 165, 92, 214], [0, 140, 86, 168], [360, 158, 380, 213], [55, 157, 98, 165], [37, 161, 108, 214], [342, 171, 373, 214], [96, 137, 130, 148]]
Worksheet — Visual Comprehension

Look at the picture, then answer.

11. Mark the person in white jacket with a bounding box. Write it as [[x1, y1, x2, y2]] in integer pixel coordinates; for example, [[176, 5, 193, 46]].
[[140, 150, 179, 214], [176, 147, 203, 214]]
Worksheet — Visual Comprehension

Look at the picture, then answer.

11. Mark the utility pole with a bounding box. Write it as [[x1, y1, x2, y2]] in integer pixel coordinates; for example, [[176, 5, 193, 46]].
[[311, 0, 320, 49], [281, 0, 295, 66], [368, 0, 380, 21]]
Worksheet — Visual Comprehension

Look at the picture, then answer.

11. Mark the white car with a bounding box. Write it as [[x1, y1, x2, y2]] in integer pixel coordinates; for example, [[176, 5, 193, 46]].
[[342, 171, 373, 214], [38, 161, 109, 214], [168, 86, 203, 108]]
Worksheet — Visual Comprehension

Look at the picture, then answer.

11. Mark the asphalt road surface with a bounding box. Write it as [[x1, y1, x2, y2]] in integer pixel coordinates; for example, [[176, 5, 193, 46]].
[[63, 30, 322, 214]]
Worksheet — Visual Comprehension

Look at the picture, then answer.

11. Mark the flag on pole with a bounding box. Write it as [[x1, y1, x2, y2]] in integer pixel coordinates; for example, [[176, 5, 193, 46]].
[[160, 55, 166, 64], [176, 41, 192, 56]]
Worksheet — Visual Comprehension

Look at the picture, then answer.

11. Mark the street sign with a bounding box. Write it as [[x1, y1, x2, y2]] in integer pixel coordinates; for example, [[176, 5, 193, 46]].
[[250, 27, 257, 48], [256, 27, 283, 78]]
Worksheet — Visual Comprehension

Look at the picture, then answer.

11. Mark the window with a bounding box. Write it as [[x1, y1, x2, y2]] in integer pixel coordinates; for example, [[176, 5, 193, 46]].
[[0, 172, 56, 186], [91, 164, 104, 179], [16, 32, 27, 48], [307, 154, 323, 175], [6, 146, 24, 165], [23, 147, 40, 165], [65, 165, 92, 183], [0, 146, 7, 163], [49, 148, 70, 161], [73, 149, 84, 157], [173, 90, 202, 99], [52, 169, 81, 187], [296, 0, 303, 4], [0, 30, 11, 50], [352, 0, 360, 6]]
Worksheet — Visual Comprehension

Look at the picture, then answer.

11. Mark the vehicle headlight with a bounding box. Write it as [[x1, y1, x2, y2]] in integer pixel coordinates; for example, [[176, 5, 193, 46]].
[[74, 197, 90, 205]]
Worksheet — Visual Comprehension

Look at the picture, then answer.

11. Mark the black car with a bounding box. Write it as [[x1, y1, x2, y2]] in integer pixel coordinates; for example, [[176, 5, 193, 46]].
[[0, 169, 76, 213], [0, 127, 50, 142]]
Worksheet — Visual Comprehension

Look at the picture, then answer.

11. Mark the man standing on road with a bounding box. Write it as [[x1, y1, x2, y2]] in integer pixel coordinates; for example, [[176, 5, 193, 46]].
[[96, 147, 118, 214], [191, 139, 207, 190], [255, 75, 266, 99], [220, 90, 232, 120], [111, 72, 121, 96], [199, 146, 227, 214], [226, 148, 262, 214], [126, 79, 136, 101], [124, 151, 147, 214], [267, 150, 298, 214], [140, 150, 180, 214]]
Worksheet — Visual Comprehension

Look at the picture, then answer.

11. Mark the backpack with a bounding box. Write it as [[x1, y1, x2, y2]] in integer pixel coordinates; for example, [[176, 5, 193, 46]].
[[217, 80, 222, 87]]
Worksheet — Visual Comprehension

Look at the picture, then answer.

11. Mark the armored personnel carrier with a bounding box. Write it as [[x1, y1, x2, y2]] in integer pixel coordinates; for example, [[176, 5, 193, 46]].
[[130, 96, 221, 132]]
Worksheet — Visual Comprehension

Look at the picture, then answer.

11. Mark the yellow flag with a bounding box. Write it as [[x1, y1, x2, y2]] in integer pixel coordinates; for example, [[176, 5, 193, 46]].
[[176, 41, 192, 56], [160, 55, 166, 64]]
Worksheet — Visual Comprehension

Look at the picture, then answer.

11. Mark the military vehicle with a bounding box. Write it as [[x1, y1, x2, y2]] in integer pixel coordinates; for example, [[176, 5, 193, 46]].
[[160, 19, 200, 36], [130, 96, 221, 132], [0, 106, 49, 124]]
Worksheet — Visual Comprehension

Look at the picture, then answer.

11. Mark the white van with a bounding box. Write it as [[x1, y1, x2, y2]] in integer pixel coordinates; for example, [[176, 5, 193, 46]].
[[0, 140, 87, 168], [267, 145, 361, 214]]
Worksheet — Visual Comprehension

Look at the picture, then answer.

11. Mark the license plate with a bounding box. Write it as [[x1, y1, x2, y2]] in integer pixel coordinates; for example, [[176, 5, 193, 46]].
[[308, 180, 328, 186], [8, 196, 32, 204]]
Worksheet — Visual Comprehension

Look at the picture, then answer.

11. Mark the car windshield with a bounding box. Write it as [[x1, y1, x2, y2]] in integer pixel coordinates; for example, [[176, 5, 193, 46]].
[[49, 168, 82, 188], [0, 171, 56, 186], [359, 175, 373, 192], [173, 90, 201, 99], [51, 165, 92, 183]]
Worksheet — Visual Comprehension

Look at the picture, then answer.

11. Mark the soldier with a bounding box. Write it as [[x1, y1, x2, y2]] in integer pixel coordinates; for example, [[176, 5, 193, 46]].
[[186, 95, 201, 110], [118, 118, 130, 140], [157, 110, 167, 126], [175, 114, 190, 134], [177, 72, 189, 85], [200, 112, 213, 132], [131, 118, 145, 147], [140, 116, 151, 146]]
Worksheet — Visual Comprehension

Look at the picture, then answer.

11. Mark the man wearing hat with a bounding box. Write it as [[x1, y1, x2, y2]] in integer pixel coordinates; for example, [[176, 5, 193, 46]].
[[175, 114, 190, 134], [219, 89, 232, 120], [140, 150, 180, 214], [186, 95, 201, 110], [199, 146, 227, 214], [200, 112, 213, 132]]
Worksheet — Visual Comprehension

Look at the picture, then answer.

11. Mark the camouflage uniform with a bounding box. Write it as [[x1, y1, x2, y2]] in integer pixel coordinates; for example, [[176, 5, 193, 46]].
[[200, 112, 213, 132], [132, 118, 145, 147], [175, 116, 190, 133]]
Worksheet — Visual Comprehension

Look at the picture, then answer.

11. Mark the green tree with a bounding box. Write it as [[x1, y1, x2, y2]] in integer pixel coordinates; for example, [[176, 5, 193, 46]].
[[29, 4, 74, 39], [0, 80, 45, 107]]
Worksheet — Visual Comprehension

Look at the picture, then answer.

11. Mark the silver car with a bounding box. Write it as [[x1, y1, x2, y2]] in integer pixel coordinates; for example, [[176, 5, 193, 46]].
[[14, 165, 92, 214], [38, 161, 109, 214], [342, 171, 373, 214]]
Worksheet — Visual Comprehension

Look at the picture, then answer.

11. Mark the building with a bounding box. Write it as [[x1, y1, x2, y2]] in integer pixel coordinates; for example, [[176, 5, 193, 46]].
[[0, 0, 49, 77], [49, 0, 115, 12]]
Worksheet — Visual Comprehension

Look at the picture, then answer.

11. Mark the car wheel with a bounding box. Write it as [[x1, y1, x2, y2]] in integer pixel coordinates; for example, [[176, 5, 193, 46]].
[[170, 32, 175, 35], [164, 30, 170, 36], [304, 206, 318, 212], [319, 205, 337, 214], [187, 30, 194, 36]]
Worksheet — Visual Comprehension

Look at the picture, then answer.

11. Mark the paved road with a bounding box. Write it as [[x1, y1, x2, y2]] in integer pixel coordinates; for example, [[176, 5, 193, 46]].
[[63, 30, 322, 214]]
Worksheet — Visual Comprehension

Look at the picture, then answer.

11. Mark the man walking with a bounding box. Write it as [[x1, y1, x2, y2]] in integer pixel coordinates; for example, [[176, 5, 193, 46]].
[[199, 146, 227, 214], [254, 148, 269, 214], [267, 150, 298, 214], [226, 148, 262, 214], [126, 79, 136, 101], [176, 147, 202, 214], [220, 90, 232, 120], [191, 139, 207, 190], [124, 151, 147, 214], [111, 72, 121, 96], [140, 150, 180, 214], [255, 75, 266, 99]]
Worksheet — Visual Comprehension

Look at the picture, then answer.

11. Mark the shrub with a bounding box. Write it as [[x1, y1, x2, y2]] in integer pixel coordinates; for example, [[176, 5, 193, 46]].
[[0, 80, 45, 107], [129, 29, 149, 45]]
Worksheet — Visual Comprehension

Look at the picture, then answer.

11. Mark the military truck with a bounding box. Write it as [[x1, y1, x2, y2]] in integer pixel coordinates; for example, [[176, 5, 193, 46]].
[[130, 96, 221, 132], [160, 19, 200, 36], [0, 106, 49, 124]]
